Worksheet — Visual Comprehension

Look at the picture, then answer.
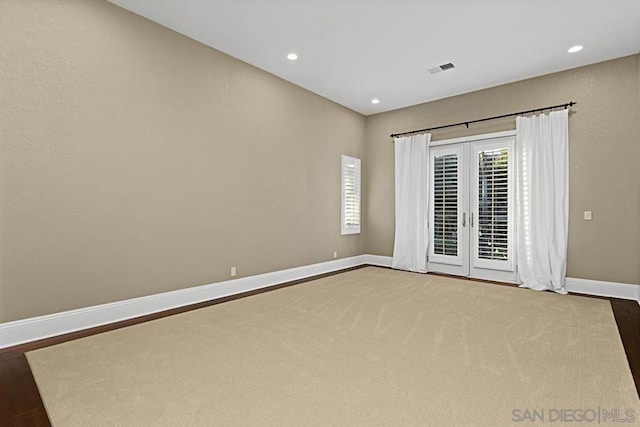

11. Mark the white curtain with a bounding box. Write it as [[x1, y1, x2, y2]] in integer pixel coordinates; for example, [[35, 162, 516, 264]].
[[392, 133, 430, 273], [515, 109, 569, 293]]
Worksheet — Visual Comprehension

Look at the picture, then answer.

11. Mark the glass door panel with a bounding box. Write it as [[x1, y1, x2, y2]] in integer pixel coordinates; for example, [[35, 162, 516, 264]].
[[428, 145, 469, 276]]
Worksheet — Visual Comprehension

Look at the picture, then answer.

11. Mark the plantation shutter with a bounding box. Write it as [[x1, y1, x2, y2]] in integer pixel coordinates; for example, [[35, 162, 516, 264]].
[[341, 155, 361, 235], [477, 148, 509, 261], [433, 153, 459, 256]]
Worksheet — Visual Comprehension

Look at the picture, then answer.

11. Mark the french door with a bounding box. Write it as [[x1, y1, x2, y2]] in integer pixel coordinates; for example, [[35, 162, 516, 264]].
[[427, 134, 517, 283]]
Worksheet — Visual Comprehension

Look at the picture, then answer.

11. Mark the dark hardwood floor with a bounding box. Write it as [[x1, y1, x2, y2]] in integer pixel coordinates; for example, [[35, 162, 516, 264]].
[[0, 267, 638, 426], [611, 298, 640, 394]]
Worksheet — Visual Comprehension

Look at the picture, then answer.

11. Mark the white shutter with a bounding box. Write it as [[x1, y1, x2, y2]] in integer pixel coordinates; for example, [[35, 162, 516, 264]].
[[341, 155, 361, 235], [433, 153, 459, 256], [477, 148, 509, 261]]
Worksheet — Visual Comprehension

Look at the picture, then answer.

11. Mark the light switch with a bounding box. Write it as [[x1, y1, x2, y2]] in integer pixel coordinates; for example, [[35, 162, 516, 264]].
[[584, 211, 592, 221]]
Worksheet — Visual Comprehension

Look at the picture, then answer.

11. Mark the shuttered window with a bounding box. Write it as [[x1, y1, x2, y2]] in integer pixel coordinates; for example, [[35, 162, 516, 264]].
[[433, 153, 458, 256], [477, 148, 509, 260], [341, 155, 361, 235]]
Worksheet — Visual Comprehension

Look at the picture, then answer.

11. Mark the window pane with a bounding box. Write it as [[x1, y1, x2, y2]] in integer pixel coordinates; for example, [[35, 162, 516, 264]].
[[433, 154, 458, 256], [341, 155, 361, 234], [477, 148, 508, 261]]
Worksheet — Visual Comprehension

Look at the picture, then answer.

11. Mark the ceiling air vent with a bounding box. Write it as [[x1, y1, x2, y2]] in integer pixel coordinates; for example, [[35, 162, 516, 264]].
[[428, 62, 456, 75]]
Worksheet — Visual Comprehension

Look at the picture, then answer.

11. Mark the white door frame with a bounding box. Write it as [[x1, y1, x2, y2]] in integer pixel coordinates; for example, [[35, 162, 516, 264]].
[[428, 130, 519, 283]]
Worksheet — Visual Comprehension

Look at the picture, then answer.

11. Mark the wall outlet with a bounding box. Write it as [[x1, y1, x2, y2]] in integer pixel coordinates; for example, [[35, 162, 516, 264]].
[[333, 251, 338, 259], [584, 211, 592, 221], [230, 266, 236, 277]]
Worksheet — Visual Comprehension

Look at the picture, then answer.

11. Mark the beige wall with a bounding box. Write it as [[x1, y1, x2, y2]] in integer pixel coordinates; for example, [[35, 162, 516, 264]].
[[365, 54, 640, 285], [1, 1, 638, 324], [0, 0, 365, 322]]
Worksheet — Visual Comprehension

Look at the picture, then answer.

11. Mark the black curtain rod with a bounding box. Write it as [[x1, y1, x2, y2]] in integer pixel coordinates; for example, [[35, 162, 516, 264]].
[[389, 101, 576, 139]]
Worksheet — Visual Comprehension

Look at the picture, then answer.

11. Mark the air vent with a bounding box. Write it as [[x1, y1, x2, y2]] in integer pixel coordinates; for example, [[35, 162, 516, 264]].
[[428, 62, 456, 75]]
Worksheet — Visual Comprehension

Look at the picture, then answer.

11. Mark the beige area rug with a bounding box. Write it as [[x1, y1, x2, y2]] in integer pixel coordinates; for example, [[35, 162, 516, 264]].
[[27, 267, 640, 426]]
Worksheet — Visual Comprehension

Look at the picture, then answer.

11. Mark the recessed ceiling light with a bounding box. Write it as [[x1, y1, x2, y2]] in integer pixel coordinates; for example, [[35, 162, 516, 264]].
[[287, 53, 298, 61], [568, 45, 583, 53], [371, 99, 380, 104]]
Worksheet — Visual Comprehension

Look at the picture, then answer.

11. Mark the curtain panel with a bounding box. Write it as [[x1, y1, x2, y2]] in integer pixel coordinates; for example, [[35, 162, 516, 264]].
[[392, 133, 431, 273], [515, 109, 569, 293]]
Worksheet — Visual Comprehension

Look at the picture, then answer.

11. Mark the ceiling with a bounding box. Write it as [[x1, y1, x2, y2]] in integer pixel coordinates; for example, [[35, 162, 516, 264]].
[[107, 0, 640, 115]]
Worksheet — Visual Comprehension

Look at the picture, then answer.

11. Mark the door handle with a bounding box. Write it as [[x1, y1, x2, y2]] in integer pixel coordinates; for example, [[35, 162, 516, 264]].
[[462, 212, 466, 227], [470, 212, 474, 227]]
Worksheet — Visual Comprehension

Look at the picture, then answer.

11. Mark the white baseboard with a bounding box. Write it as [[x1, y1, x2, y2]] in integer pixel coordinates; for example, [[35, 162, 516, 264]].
[[365, 254, 393, 267], [364, 255, 640, 303], [565, 277, 640, 302], [0, 255, 366, 350], [1, 253, 638, 350]]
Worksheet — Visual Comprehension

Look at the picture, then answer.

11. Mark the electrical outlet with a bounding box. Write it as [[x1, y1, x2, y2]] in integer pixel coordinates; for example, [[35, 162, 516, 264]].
[[333, 251, 338, 259], [230, 266, 236, 277], [584, 211, 592, 221]]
